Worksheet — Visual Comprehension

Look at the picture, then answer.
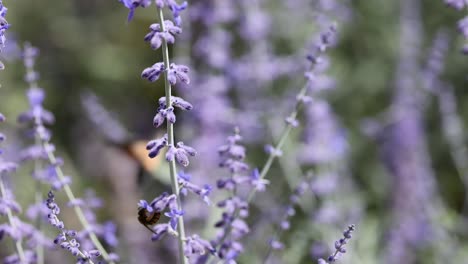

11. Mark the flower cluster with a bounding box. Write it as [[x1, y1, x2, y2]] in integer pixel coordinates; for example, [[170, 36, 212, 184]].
[[138, 176, 214, 259], [120, 0, 187, 25], [207, 132, 259, 263], [46, 191, 102, 264], [177, 171, 212, 205], [142, 62, 190, 85], [144, 20, 182, 50], [217, 133, 249, 175], [317, 225, 356, 263]]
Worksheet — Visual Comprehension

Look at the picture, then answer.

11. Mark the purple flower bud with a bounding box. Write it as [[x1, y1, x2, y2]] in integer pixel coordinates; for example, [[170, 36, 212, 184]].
[[54, 233, 67, 244], [285, 116, 299, 127], [168, 63, 190, 85], [153, 111, 165, 127], [264, 144, 282, 157], [250, 168, 269, 192], [146, 134, 168, 158], [27, 87, 45, 107], [280, 221, 290, 230], [164, 208, 184, 229], [175, 148, 189, 167], [119, 0, 151, 21], [176, 142, 196, 156], [144, 20, 182, 49], [270, 240, 284, 250], [0, 161, 17, 174], [67, 230, 77, 237], [138, 200, 153, 213], [166, 107, 176, 124], [151, 223, 170, 241], [172, 96, 193, 110], [158, 96, 193, 110], [142, 62, 165, 82], [165, 145, 177, 162], [154, 1, 188, 26], [149, 192, 171, 211], [88, 249, 101, 257], [184, 234, 215, 256]]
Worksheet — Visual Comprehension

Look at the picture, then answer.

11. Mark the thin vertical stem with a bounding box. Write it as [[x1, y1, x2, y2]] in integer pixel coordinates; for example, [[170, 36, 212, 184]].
[[157, 7, 188, 264], [0, 176, 26, 263], [247, 84, 307, 203], [40, 140, 115, 264], [34, 136, 44, 264]]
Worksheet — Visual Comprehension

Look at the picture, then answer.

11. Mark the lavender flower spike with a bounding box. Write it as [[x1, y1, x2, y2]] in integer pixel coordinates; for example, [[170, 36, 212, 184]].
[[318, 224, 355, 263], [135, 2, 192, 263], [18, 44, 115, 264], [46, 191, 100, 264]]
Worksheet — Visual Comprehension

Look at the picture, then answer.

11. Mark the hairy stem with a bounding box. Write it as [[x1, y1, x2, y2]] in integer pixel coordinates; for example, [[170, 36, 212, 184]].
[[157, 7, 188, 264]]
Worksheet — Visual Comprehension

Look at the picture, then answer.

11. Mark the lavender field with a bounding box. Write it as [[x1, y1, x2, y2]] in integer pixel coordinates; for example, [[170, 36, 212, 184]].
[[1, 0, 468, 263]]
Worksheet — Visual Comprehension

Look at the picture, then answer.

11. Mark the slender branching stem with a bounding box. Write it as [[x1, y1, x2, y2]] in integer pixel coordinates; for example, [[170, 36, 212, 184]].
[[205, 84, 309, 264], [0, 175, 26, 263], [157, 7, 188, 264], [39, 139, 114, 264]]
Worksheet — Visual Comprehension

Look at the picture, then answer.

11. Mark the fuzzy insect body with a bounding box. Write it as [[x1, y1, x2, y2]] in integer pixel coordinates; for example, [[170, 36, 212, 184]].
[[138, 207, 161, 234]]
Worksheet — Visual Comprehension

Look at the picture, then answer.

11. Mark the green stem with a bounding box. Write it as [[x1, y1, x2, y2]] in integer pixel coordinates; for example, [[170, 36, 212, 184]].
[[247, 84, 307, 203], [157, 7, 188, 264], [261, 171, 315, 263], [0, 175, 26, 263], [34, 136, 44, 264], [40, 140, 114, 264]]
